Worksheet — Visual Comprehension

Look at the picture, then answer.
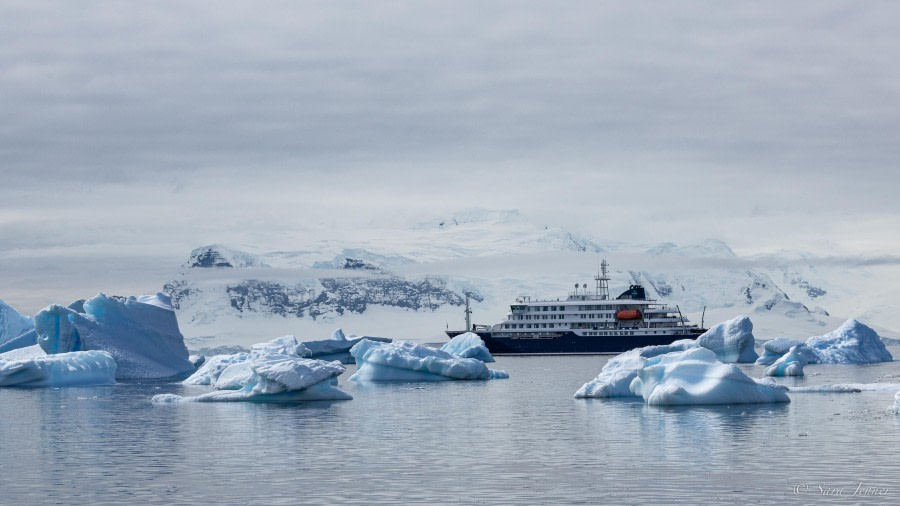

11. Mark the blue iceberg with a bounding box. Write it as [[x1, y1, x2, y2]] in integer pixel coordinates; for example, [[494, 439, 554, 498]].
[[0, 299, 34, 352], [696, 315, 759, 363], [349, 339, 508, 381], [440, 332, 496, 363], [764, 345, 807, 377], [574, 340, 697, 398], [0, 347, 116, 387], [34, 292, 193, 379], [630, 347, 790, 406], [755, 338, 816, 366], [806, 319, 893, 364]]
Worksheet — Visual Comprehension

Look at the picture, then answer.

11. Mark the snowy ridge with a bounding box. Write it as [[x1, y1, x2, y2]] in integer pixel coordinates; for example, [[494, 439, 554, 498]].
[[159, 210, 900, 347]]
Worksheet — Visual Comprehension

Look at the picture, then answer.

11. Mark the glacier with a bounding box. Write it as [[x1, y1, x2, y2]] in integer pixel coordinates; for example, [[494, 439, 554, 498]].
[[696, 315, 759, 363], [806, 319, 893, 364], [629, 348, 790, 406], [764, 345, 807, 377], [349, 339, 508, 381], [0, 348, 116, 387], [154, 354, 351, 403], [34, 292, 194, 379], [0, 299, 34, 350], [440, 332, 496, 362]]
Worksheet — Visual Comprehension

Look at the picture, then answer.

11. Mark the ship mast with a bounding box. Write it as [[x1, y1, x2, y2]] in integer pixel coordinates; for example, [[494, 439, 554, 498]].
[[464, 293, 472, 331], [594, 259, 610, 300]]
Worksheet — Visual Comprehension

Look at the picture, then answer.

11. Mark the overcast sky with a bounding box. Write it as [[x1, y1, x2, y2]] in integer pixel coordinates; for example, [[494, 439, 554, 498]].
[[2, 1, 900, 313]]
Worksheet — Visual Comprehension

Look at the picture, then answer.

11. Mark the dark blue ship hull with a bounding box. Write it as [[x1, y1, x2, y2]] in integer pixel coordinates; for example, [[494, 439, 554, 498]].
[[446, 329, 706, 355]]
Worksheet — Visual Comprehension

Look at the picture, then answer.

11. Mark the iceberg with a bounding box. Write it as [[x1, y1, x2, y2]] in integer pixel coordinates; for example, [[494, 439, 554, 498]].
[[0, 349, 116, 387], [183, 335, 307, 386], [806, 319, 893, 364], [251, 334, 310, 357], [153, 355, 351, 403], [33, 292, 193, 379], [0, 329, 37, 354], [303, 329, 392, 364], [0, 299, 34, 350], [629, 347, 790, 406], [440, 332, 496, 362], [183, 352, 250, 385], [892, 391, 900, 414], [755, 338, 816, 366], [696, 315, 759, 363], [764, 346, 807, 377], [574, 339, 697, 398], [349, 339, 508, 381]]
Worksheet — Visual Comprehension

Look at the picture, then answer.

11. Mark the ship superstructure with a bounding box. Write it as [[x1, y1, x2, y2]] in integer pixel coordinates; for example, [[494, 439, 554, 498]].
[[447, 260, 706, 354]]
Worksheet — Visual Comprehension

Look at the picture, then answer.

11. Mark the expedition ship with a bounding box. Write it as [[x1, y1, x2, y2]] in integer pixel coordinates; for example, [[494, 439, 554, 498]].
[[446, 260, 706, 354]]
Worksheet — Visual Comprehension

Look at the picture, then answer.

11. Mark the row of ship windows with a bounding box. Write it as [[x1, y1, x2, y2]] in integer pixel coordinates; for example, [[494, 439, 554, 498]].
[[512, 305, 634, 312], [510, 314, 618, 321]]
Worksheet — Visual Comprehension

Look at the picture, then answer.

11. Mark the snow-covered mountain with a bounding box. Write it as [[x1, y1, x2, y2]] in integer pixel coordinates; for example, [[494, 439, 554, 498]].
[[161, 209, 900, 348]]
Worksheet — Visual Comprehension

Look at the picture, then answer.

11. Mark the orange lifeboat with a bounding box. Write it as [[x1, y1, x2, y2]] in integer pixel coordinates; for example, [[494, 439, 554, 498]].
[[615, 309, 642, 321]]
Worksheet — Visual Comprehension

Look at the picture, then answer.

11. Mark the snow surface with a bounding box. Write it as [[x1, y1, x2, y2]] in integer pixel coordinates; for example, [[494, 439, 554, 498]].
[[806, 319, 893, 364], [349, 339, 508, 381], [439, 332, 496, 363], [0, 349, 116, 387], [629, 348, 790, 406], [764, 346, 807, 377], [154, 355, 350, 403], [0, 299, 33, 348], [696, 315, 759, 363], [34, 292, 193, 379]]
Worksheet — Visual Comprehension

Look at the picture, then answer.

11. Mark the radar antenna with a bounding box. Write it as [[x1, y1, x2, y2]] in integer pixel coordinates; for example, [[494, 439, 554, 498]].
[[594, 259, 610, 300]]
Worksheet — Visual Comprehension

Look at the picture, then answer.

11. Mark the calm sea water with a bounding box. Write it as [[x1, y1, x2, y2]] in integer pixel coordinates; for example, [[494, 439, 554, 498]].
[[2, 351, 899, 505]]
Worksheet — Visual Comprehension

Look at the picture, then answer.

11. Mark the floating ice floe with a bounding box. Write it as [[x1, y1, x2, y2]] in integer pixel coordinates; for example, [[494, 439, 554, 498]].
[[440, 332, 496, 363], [805, 319, 893, 364], [696, 315, 759, 363], [0, 347, 116, 387], [764, 346, 807, 377], [788, 383, 900, 393], [574, 340, 697, 398], [182, 335, 308, 386], [892, 391, 900, 414], [349, 339, 508, 381], [0, 299, 34, 352], [303, 329, 392, 364], [630, 348, 790, 405], [33, 292, 193, 379], [153, 355, 351, 403]]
